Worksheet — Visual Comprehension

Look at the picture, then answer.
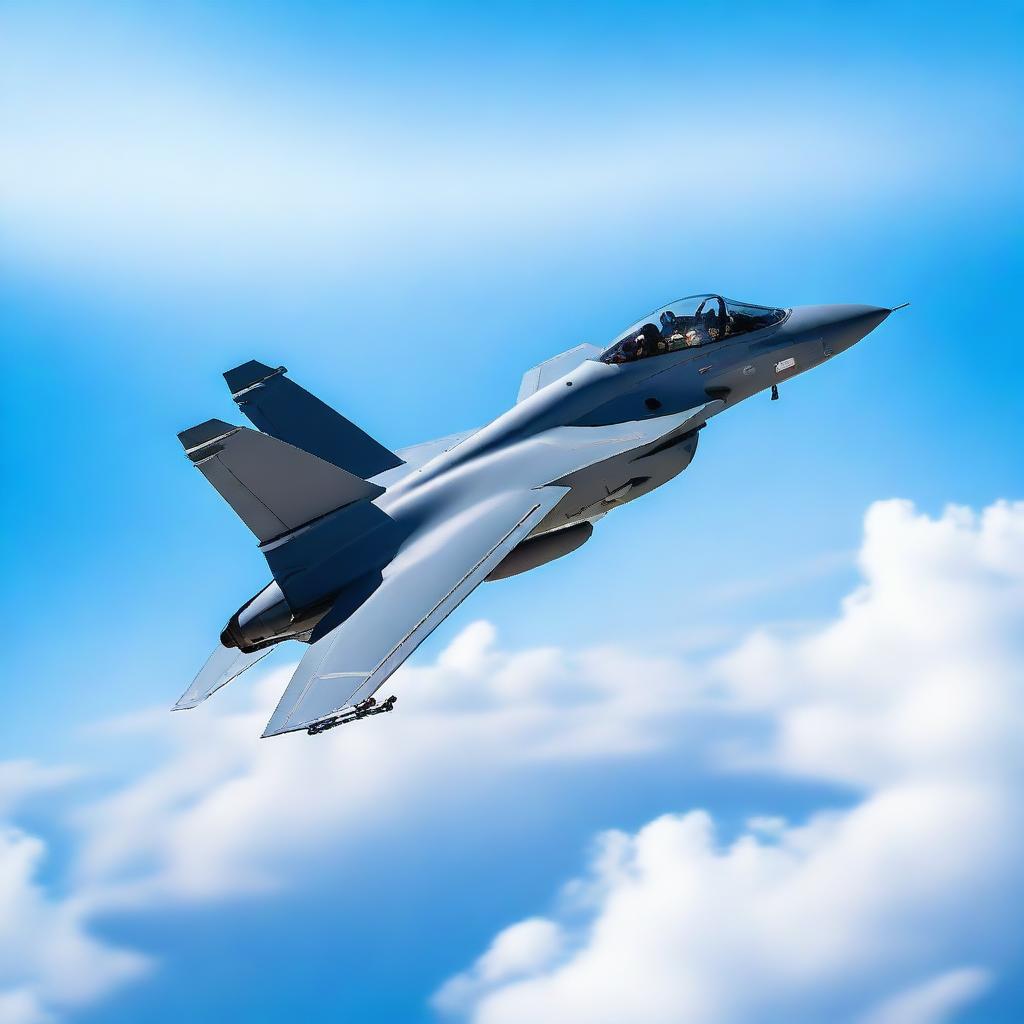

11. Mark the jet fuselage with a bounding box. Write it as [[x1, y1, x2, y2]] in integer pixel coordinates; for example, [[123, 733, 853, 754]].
[[378, 302, 890, 528], [224, 302, 891, 654]]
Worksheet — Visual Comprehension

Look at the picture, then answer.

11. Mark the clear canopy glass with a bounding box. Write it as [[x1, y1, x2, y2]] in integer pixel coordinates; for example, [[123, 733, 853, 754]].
[[600, 295, 787, 365]]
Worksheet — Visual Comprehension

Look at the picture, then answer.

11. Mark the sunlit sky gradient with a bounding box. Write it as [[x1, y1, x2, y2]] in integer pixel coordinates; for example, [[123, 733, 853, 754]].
[[2, 2, 1023, 1021]]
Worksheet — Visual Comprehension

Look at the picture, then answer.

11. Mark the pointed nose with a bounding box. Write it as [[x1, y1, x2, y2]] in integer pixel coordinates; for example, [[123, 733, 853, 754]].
[[830, 304, 890, 352], [786, 303, 891, 355]]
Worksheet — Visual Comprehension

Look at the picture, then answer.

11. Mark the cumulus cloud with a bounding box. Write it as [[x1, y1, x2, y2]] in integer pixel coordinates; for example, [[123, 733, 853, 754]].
[[433, 919, 566, 1016], [2, 498, 1021, 1022], [436, 500, 1024, 1023], [859, 967, 993, 1024], [715, 499, 1024, 788], [0, 617, 705, 1019], [0, 826, 149, 1024], [68, 621, 707, 908], [0, 762, 141, 1023]]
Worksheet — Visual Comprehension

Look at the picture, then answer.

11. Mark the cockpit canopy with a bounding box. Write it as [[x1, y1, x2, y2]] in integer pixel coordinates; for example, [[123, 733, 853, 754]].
[[601, 295, 787, 365]]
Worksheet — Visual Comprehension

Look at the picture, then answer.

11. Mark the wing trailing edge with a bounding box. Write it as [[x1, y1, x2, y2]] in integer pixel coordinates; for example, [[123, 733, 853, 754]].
[[261, 487, 567, 737]]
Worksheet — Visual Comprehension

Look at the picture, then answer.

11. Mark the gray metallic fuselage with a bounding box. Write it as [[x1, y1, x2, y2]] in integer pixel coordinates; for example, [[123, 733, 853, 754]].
[[376, 302, 888, 528], [229, 303, 890, 650]]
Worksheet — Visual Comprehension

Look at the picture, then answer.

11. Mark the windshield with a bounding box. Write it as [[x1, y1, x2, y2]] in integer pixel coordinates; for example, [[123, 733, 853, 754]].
[[601, 295, 787, 365]]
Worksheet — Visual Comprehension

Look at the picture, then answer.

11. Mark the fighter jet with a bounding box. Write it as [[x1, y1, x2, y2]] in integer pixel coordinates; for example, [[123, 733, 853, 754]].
[[175, 294, 902, 736]]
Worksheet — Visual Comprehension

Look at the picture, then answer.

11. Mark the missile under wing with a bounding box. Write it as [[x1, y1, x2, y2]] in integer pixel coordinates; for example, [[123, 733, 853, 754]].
[[262, 487, 567, 735], [259, 396, 717, 735]]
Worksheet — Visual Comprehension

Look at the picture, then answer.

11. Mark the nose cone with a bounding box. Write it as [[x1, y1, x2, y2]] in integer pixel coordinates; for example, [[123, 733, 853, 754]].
[[786, 303, 891, 355], [829, 304, 891, 352]]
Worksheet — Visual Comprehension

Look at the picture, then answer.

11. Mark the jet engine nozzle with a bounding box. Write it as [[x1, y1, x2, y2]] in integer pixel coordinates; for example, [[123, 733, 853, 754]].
[[223, 582, 305, 652]]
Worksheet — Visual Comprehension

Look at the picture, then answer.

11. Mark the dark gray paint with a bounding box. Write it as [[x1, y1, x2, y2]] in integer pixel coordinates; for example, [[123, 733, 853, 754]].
[[179, 418, 383, 544], [175, 300, 896, 735], [226, 358, 404, 478], [485, 521, 594, 581]]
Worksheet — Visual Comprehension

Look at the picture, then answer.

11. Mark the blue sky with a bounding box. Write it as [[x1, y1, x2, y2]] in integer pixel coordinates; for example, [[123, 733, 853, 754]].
[[2, 2, 1023, 1022]]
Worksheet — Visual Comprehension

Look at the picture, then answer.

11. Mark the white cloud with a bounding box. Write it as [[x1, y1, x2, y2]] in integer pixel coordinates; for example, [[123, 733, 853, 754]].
[[1, 15, 1013, 280], [437, 500, 1024, 1023], [433, 919, 566, 1016], [715, 499, 1024, 787], [0, 826, 149, 1024], [0, 763, 140, 1023], [0, 617, 704, 1020], [68, 621, 707, 908], [0, 989, 50, 1024], [0, 763, 79, 818], [2, 498, 1021, 1022], [860, 967, 993, 1024], [745, 814, 788, 838]]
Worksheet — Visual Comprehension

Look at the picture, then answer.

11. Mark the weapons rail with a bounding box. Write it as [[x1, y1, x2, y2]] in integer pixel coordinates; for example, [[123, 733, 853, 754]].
[[307, 695, 397, 735]]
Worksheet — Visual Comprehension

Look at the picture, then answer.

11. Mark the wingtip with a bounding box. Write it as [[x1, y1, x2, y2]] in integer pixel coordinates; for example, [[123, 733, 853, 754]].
[[260, 720, 294, 739], [261, 701, 297, 738], [173, 644, 273, 715]]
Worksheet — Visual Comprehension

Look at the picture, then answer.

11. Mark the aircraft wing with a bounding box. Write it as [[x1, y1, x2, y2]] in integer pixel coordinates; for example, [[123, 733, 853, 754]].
[[261, 400, 724, 738], [173, 642, 273, 710], [261, 486, 567, 736]]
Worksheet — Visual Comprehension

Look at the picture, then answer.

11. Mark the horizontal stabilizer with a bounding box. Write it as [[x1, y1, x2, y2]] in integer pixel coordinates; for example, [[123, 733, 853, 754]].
[[179, 419, 384, 543], [225, 360, 403, 479], [172, 643, 271, 710]]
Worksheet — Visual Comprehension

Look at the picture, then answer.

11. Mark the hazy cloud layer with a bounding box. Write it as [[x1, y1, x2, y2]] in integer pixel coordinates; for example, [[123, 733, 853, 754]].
[[0, 825, 149, 1024], [0, 611, 714, 1020], [436, 500, 1024, 1023], [2, 15, 1017, 280], [1, 499, 1021, 1022]]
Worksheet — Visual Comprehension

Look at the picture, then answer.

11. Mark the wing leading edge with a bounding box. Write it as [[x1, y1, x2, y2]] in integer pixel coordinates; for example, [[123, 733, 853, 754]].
[[262, 487, 567, 736], [260, 401, 723, 737]]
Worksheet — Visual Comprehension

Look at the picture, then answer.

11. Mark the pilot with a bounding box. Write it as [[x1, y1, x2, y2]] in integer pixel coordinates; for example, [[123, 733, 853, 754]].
[[660, 311, 688, 347], [612, 336, 640, 363], [636, 323, 665, 358]]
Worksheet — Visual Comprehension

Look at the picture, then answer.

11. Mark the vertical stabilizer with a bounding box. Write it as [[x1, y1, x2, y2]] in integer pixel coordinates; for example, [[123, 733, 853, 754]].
[[224, 361, 403, 478]]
